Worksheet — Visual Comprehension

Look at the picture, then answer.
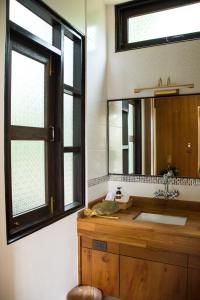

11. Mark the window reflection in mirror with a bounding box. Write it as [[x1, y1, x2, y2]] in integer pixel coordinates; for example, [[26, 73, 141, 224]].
[[108, 95, 200, 178]]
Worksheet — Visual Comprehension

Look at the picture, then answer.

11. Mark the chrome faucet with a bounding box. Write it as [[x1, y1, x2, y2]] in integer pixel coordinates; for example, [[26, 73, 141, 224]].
[[154, 171, 180, 199]]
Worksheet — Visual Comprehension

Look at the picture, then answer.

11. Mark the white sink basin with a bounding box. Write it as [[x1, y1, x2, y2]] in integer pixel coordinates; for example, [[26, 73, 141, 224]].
[[134, 212, 187, 226]]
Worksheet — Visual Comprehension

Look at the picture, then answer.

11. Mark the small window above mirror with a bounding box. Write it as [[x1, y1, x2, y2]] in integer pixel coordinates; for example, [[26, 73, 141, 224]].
[[116, 0, 200, 51]]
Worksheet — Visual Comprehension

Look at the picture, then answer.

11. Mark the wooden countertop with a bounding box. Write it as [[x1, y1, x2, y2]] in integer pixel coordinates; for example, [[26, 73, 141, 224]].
[[77, 197, 200, 256]]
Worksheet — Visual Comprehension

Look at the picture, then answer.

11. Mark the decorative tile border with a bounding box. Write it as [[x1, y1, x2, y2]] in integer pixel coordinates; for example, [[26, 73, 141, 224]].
[[108, 175, 200, 186], [88, 175, 109, 187], [88, 174, 200, 187]]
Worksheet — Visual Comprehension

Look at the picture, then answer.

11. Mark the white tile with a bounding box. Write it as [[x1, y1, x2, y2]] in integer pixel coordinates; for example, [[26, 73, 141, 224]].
[[108, 181, 200, 202], [87, 123, 107, 151], [88, 181, 108, 202], [109, 101, 122, 127], [109, 150, 122, 174], [109, 126, 122, 150], [87, 101, 107, 126], [87, 150, 107, 180]]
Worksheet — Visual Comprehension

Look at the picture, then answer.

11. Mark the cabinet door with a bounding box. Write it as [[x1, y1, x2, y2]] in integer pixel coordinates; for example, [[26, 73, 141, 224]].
[[81, 247, 92, 285], [188, 268, 200, 300], [91, 250, 119, 297], [120, 256, 187, 300]]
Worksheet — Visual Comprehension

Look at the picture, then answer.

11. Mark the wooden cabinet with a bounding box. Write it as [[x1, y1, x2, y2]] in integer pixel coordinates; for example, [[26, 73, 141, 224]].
[[120, 256, 187, 300], [188, 256, 200, 300], [91, 250, 119, 297], [81, 244, 119, 297], [80, 237, 199, 299], [188, 268, 200, 300]]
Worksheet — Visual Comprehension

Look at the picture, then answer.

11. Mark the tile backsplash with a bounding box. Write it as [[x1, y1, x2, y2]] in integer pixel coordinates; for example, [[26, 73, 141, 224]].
[[88, 174, 200, 187], [88, 174, 200, 203]]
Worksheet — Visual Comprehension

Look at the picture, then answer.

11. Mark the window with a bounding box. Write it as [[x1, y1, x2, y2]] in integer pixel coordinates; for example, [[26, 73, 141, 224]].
[[5, 0, 85, 243], [115, 0, 200, 51]]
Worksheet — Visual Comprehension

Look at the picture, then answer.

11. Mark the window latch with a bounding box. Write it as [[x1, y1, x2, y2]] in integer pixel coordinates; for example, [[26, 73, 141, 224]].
[[49, 126, 55, 142]]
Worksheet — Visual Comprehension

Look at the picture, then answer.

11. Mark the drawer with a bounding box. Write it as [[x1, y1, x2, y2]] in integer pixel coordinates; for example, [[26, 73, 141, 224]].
[[120, 244, 187, 267]]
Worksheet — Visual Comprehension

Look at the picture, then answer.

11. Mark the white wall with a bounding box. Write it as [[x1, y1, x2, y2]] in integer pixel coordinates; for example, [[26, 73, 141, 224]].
[[106, 5, 200, 99], [43, 0, 86, 34], [106, 4, 200, 202], [86, 0, 108, 201], [0, 1, 86, 299]]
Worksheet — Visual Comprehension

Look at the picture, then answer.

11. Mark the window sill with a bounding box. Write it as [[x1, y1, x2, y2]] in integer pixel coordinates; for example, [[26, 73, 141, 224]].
[[8, 202, 85, 244]]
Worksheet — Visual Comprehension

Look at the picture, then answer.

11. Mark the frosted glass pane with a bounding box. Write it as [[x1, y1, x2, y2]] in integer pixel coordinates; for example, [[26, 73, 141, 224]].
[[128, 3, 200, 43], [11, 141, 46, 216], [10, 0, 52, 44], [64, 36, 74, 86], [11, 51, 45, 127], [64, 94, 73, 146], [64, 153, 73, 206]]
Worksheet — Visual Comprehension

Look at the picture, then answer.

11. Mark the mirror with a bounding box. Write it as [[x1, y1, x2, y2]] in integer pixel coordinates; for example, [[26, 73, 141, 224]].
[[108, 95, 200, 178]]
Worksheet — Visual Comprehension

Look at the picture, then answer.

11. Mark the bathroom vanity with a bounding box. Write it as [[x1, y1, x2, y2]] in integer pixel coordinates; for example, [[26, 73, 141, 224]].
[[77, 197, 200, 300]]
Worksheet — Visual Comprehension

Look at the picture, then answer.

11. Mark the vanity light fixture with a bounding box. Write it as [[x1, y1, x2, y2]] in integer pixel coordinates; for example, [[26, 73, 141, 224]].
[[134, 77, 194, 94], [154, 89, 179, 96]]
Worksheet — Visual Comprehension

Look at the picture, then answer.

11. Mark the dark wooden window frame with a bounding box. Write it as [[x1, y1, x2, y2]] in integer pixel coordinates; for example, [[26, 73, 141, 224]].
[[115, 0, 200, 52], [5, 0, 85, 243]]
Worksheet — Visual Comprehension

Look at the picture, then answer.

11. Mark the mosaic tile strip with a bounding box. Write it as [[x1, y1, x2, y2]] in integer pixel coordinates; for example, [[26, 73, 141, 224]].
[[88, 175, 109, 187], [108, 175, 200, 186], [88, 175, 200, 187]]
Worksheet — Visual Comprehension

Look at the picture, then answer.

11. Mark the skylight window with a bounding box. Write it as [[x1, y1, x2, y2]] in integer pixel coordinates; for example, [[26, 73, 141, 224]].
[[115, 0, 200, 51], [128, 3, 200, 44]]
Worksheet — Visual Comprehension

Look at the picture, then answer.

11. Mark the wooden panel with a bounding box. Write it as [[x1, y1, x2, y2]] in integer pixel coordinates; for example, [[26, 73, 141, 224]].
[[155, 95, 199, 177], [78, 236, 81, 285], [107, 242, 119, 254], [188, 268, 200, 300], [130, 196, 200, 211], [144, 99, 152, 174], [120, 244, 187, 267], [120, 256, 187, 300], [82, 236, 92, 248], [81, 248, 92, 285], [188, 255, 200, 269], [91, 250, 119, 297]]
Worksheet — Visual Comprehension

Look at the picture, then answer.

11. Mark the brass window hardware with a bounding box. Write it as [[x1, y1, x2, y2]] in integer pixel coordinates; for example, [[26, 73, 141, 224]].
[[49, 126, 55, 142], [49, 56, 53, 76]]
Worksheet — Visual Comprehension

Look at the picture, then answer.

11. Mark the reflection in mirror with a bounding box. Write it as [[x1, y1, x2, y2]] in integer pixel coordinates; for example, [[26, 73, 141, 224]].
[[108, 95, 200, 178]]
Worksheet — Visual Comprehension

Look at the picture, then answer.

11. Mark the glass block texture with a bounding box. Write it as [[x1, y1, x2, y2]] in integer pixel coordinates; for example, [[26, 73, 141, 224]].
[[128, 3, 200, 43], [64, 153, 74, 206], [11, 141, 46, 216], [64, 94, 73, 146], [64, 36, 74, 86], [10, 0, 53, 44], [11, 51, 45, 128]]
